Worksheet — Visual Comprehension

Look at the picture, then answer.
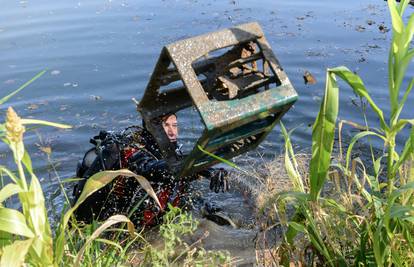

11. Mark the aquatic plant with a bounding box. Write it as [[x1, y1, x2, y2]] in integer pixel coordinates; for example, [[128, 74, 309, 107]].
[[272, 0, 414, 265]]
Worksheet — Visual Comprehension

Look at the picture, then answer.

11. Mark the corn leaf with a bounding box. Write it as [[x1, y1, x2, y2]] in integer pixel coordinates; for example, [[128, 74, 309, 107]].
[[0, 70, 46, 106], [394, 123, 414, 172], [74, 215, 134, 267], [0, 239, 33, 267], [21, 150, 33, 175], [0, 208, 34, 238], [329, 67, 388, 131], [24, 175, 53, 263], [55, 169, 159, 263], [394, 78, 414, 123], [280, 122, 304, 192], [388, 0, 404, 34], [309, 71, 339, 201], [0, 184, 23, 203]]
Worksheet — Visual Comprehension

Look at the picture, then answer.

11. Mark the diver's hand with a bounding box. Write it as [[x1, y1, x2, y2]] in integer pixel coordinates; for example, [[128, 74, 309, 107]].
[[209, 168, 230, 193]]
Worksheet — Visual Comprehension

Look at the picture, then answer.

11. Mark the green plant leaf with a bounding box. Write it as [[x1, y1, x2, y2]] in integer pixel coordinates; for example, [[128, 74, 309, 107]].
[[74, 215, 134, 267], [329, 67, 388, 131], [0, 208, 34, 238], [55, 169, 159, 263], [394, 78, 414, 123], [0, 166, 19, 185], [20, 119, 71, 129], [0, 239, 33, 267], [0, 70, 46, 106], [280, 122, 304, 192], [389, 204, 414, 221], [345, 131, 386, 171], [309, 71, 339, 201], [388, 0, 404, 34], [21, 175, 54, 264], [0, 184, 23, 203], [397, 0, 410, 14], [288, 221, 306, 233], [22, 150, 33, 174], [374, 156, 383, 177], [197, 145, 238, 169], [394, 123, 414, 172]]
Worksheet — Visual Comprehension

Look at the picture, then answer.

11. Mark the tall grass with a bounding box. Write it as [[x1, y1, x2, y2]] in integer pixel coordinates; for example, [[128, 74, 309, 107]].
[[0, 72, 230, 266], [271, 0, 414, 265]]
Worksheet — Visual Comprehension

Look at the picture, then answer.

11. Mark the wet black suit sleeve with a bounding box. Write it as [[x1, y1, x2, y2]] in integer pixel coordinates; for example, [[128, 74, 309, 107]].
[[128, 150, 173, 184]]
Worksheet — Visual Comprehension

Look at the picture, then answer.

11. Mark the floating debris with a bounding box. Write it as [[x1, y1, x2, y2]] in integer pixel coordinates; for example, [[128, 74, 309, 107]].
[[72, 82, 79, 87], [355, 25, 366, 32], [63, 82, 72, 87], [358, 57, 366, 63], [50, 70, 61, 75], [28, 104, 39, 110], [59, 105, 69, 111], [378, 24, 390, 33], [366, 20, 375, 26], [39, 146, 52, 155], [90, 95, 102, 101], [4, 79, 15, 85], [303, 71, 317, 85]]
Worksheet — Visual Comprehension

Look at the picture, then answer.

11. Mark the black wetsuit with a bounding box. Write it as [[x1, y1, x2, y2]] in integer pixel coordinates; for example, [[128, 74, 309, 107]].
[[72, 126, 191, 225]]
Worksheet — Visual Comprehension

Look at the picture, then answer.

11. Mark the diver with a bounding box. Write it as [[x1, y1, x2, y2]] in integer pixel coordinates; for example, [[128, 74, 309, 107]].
[[72, 113, 229, 226]]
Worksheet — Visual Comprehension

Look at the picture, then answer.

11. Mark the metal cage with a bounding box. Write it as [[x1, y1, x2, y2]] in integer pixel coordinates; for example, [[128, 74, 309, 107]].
[[138, 22, 298, 177]]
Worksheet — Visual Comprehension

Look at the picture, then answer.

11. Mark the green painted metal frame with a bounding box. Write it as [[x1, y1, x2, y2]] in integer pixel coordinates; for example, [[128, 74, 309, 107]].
[[137, 22, 298, 177]]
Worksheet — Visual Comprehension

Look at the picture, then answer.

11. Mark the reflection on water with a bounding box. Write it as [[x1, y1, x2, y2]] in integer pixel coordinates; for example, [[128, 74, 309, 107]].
[[1, 0, 413, 262]]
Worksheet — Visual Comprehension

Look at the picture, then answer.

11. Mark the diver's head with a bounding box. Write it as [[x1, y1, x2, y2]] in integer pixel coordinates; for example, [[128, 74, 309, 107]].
[[161, 113, 178, 142]]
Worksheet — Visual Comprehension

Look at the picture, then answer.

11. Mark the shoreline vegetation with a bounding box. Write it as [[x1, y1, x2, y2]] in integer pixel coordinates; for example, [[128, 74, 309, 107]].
[[0, 0, 413, 266]]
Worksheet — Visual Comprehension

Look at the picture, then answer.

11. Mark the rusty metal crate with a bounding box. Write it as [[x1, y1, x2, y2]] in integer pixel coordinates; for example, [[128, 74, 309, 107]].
[[137, 22, 298, 177]]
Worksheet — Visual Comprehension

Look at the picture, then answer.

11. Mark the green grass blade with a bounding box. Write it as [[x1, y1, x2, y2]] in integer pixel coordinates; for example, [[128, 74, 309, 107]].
[[345, 131, 386, 171], [197, 145, 239, 169], [0, 208, 34, 238], [20, 119, 71, 129], [74, 215, 134, 267], [0, 166, 19, 185], [0, 239, 33, 267], [55, 169, 158, 263], [280, 122, 304, 192], [0, 70, 46, 106], [309, 71, 339, 200], [0, 184, 23, 203]]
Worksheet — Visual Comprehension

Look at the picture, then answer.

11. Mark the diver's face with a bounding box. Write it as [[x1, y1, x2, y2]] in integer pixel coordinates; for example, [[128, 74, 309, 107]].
[[162, 114, 178, 142]]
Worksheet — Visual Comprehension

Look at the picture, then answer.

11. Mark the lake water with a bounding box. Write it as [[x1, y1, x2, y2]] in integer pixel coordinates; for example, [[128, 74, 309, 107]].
[[0, 0, 413, 263]]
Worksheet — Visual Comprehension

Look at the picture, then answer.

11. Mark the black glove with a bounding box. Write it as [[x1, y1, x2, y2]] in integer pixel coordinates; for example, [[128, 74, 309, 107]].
[[209, 168, 230, 193]]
